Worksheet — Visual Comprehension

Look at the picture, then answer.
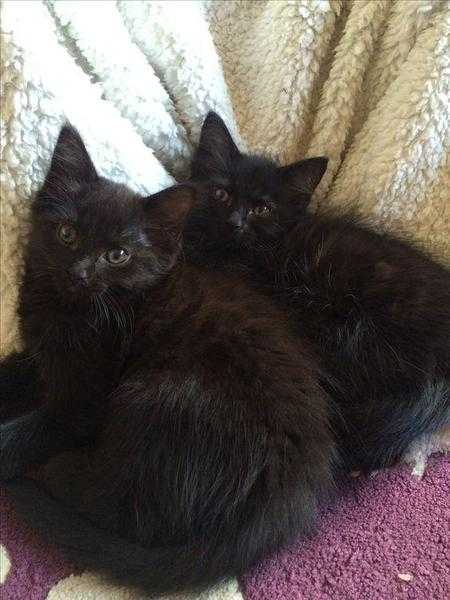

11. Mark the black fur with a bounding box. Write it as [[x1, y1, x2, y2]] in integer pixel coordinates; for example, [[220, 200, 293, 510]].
[[1, 125, 337, 596], [187, 111, 328, 269], [188, 112, 450, 470], [0, 351, 41, 422]]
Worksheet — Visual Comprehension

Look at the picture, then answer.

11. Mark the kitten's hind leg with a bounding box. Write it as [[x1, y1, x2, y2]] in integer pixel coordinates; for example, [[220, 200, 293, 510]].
[[32, 449, 121, 532], [0, 351, 41, 422], [0, 407, 81, 480], [403, 425, 450, 478]]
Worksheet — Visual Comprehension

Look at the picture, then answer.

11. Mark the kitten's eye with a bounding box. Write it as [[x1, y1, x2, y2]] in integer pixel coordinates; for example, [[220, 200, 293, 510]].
[[57, 224, 77, 245], [105, 248, 130, 266], [214, 189, 229, 203], [254, 205, 271, 217]]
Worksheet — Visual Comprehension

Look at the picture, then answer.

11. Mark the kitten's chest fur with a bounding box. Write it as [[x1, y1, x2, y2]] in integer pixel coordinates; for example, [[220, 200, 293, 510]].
[[18, 275, 131, 407], [130, 267, 222, 362], [129, 265, 292, 376]]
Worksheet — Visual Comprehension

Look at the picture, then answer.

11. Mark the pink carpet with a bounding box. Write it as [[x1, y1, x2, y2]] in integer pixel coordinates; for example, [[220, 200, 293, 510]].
[[1, 456, 449, 599], [242, 455, 450, 600], [0, 489, 75, 599]]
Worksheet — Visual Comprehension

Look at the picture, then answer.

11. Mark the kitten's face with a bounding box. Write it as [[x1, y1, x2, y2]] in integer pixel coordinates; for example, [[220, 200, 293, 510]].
[[190, 112, 328, 248], [30, 126, 194, 304], [202, 156, 280, 234], [189, 157, 282, 252], [33, 181, 158, 301]]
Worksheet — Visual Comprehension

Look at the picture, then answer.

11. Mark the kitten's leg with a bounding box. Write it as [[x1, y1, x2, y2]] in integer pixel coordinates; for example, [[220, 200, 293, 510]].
[[403, 425, 450, 478], [32, 449, 120, 531], [0, 407, 81, 480], [0, 351, 40, 422], [30, 449, 91, 500]]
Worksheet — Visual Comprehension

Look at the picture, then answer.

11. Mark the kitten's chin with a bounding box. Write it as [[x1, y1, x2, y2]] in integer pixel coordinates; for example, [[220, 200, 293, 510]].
[[234, 226, 256, 246], [59, 282, 106, 305]]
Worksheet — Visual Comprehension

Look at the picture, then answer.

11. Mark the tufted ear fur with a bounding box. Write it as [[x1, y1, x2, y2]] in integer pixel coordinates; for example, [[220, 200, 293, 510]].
[[145, 184, 196, 232], [40, 125, 98, 200], [277, 157, 328, 205], [191, 111, 240, 179]]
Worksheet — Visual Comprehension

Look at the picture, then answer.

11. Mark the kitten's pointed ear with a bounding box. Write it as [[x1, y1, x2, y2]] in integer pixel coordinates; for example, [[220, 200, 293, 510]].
[[146, 184, 196, 231], [277, 157, 328, 204], [41, 125, 98, 196], [191, 111, 240, 178]]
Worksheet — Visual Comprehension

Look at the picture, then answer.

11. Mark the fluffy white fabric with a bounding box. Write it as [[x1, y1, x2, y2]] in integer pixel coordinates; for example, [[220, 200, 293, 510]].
[[44, 571, 244, 600], [0, 2, 449, 595]]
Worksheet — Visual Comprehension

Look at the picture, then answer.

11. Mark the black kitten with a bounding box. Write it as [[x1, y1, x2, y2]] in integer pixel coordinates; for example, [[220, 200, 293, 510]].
[[187, 111, 328, 268], [2, 126, 336, 596], [189, 112, 450, 471]]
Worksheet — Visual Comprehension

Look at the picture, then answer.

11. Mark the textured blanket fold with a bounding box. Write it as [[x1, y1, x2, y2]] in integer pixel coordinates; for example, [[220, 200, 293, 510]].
[[1, 1, 449, 599]]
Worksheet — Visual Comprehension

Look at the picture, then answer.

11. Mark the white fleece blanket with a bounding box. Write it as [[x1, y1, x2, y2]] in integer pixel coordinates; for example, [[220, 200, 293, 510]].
[[0, 1, 449, 598]]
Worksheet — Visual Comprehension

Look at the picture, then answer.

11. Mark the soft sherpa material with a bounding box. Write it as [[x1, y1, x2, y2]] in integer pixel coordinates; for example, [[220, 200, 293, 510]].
[[0, 1, 449, 599]]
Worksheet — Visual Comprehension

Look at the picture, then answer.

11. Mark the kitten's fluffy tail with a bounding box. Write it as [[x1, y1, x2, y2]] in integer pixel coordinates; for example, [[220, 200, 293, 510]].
[[5, 479, 245, 596]]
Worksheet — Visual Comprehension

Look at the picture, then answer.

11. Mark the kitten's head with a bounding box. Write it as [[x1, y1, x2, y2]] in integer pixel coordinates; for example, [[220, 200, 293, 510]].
[[29, 125, 194, 305], [189, 112, 328, 249]]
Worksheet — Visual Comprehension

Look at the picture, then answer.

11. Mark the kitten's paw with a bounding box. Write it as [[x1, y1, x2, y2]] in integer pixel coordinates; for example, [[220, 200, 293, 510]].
[[403, 426, 450, 479], [0, 351, 39, 422], [214, 188, 232, 208], [0, 421, 29, 480], [0, 411, 46, 480]]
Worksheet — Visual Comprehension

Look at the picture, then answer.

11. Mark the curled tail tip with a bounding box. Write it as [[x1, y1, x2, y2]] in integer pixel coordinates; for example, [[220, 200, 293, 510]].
[[3, 479, 236, 596]]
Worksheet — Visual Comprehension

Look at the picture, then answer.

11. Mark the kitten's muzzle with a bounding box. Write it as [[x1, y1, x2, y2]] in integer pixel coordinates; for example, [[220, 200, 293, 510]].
[[69, 270, 90, 287], [66, 263, 94, 292], [229, 209, 247, 229], [229, 208, 260, 233]]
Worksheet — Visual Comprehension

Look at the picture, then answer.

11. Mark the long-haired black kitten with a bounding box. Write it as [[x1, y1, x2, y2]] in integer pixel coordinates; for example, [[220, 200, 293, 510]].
[[188, 111, 450, 471], [1, 126, 337, 596], [187, 111, 328, 268]]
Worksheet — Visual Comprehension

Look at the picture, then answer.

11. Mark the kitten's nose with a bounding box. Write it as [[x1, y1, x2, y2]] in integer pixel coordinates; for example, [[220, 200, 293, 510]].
[[69, 263, 92, 286], [229, 209, 247, 229]]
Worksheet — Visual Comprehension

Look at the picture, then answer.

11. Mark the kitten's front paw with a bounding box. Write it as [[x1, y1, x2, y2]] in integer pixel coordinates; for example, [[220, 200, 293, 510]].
[[0, 351, 39, 422], [403, 426, 450, 479], [0, 418, 36, 480]]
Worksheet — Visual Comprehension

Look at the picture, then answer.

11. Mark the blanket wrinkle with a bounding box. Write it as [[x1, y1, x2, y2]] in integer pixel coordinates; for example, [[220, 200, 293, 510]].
[[49, 0, 191, 177]]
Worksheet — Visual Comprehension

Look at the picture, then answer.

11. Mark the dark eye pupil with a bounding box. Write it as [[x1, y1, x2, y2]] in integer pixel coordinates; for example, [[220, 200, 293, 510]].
[[58, 224, 76, 244], [111, 250, 123, 261], [215, 189, 228, 201], [107, 248, 129, 264]]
